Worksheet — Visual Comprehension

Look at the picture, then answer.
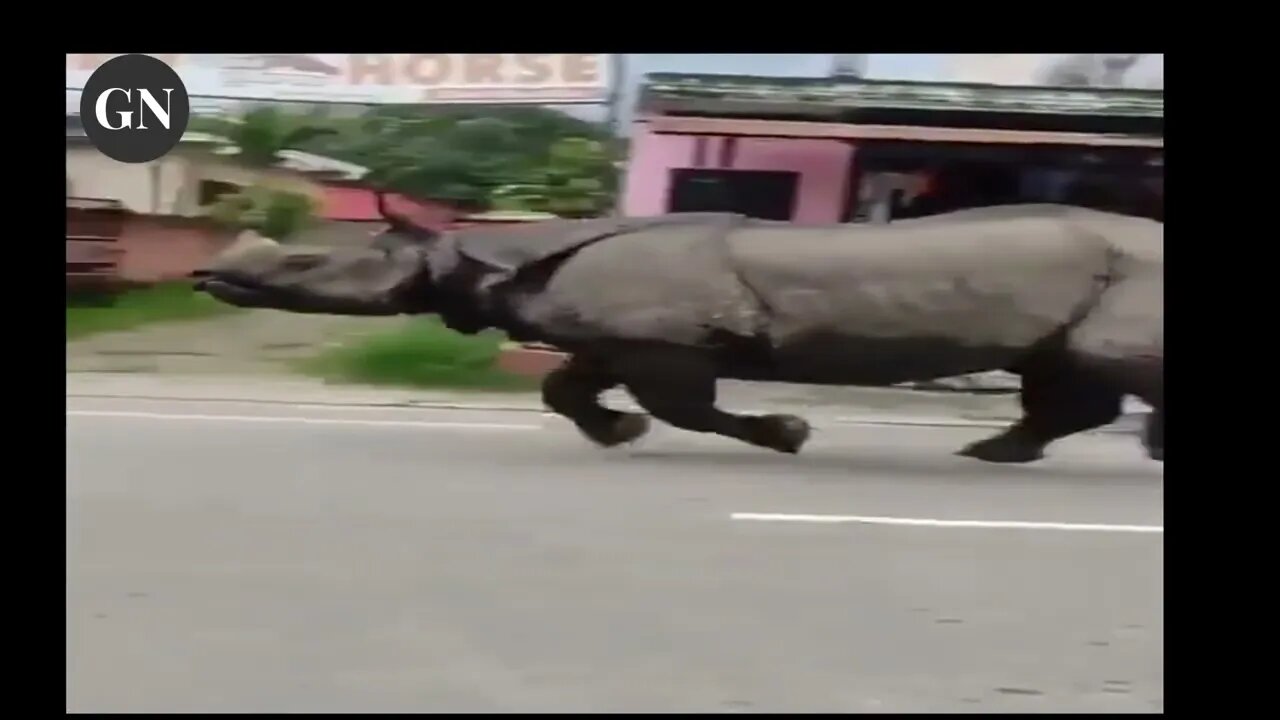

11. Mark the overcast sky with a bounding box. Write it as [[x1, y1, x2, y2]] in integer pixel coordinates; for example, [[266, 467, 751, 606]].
[[619, 54, 945, 81]]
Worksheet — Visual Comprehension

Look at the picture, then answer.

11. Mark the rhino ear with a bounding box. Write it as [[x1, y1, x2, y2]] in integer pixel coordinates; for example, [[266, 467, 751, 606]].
[[375, 190, 439, 244]]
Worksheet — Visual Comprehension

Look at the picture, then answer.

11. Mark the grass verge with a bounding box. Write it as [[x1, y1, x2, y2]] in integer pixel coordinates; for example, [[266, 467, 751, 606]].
[[298, 317, 538, 392], [67, 283, 240, 341]]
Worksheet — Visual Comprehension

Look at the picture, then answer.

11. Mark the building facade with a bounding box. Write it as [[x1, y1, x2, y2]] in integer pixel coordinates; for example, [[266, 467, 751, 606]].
[[621, 73, 1163, 224], [66, 114, 397, 285]]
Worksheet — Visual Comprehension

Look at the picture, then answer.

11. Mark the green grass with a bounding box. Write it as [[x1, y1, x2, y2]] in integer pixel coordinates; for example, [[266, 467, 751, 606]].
[[66, 282, 240, 341], [299, 317, 538, 391]]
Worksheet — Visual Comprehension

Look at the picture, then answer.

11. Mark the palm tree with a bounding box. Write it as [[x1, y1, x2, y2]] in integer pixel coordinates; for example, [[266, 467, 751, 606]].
[[191, 105, 337, 168], [189, 106, 334, 240]]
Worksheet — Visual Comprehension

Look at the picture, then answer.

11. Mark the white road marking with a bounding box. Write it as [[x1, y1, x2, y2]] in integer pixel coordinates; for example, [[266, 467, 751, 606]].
[[832, 415, 1006, 429], [730, 512, 1163, 534], [65, 409, 539, 431], [68, 394, 547, 415]]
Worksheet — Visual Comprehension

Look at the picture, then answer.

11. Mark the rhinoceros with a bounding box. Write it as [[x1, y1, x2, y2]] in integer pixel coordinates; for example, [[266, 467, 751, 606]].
[[195, 197, 1164, 464]]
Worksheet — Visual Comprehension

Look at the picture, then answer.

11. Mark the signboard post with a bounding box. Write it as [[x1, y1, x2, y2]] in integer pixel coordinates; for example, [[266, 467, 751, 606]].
[[67, 54, 612, 106]]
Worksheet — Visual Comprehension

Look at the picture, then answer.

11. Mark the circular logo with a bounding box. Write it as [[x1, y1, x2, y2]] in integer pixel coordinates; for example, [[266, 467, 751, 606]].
[[79, 54, 191, 164]]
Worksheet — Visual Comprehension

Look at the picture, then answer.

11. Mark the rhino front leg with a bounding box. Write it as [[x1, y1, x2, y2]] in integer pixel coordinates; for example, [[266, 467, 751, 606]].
[[542, 355, 650, 447], [613, 345, 811, 454]]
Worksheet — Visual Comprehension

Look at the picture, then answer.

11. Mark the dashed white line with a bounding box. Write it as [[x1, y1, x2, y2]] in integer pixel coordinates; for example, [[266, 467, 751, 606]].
[[730, 512, 1163, 534], [65, 409, 539, 431]]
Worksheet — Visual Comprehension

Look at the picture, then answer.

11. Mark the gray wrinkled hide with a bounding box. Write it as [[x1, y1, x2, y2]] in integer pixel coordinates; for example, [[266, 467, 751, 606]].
[[507, 216, 763, 344], [482, 205, 1161, 383], [203, 204, 1162, 385], [447, 213, 735, 273]]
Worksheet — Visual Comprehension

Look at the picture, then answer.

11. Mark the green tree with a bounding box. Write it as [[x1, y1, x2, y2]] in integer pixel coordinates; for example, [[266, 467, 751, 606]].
[[206, 184, 320, 241], [191, 106, 337, 168], [294, 106, 623, 216], [491, 137, 618, 217], [188, 107, 337, 239]]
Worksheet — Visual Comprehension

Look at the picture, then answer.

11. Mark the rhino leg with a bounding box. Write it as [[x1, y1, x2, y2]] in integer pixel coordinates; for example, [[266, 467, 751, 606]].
[[613, 345, 811, 454], [958, 358, 1124, 464], [1143, 408, 1164, 462], [961, 266, 1164, 464], [542, 356, 650, 447], [1061, 271, 1164, 461]]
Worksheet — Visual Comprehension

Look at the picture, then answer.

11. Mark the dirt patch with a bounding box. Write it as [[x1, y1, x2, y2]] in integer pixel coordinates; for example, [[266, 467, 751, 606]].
[[66, 310, 405, 376]]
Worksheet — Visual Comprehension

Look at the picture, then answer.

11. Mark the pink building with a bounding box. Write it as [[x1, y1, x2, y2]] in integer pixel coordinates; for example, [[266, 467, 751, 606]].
[[621, 74, 1163, 224], [623, 125, 854, 223]]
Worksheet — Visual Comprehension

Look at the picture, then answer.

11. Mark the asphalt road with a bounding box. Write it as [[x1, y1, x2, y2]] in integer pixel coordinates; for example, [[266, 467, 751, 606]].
[[66, 397, 1164, 713]]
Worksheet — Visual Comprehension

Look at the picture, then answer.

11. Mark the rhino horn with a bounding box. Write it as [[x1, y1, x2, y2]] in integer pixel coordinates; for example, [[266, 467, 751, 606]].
[[230, 229, 279, 253]]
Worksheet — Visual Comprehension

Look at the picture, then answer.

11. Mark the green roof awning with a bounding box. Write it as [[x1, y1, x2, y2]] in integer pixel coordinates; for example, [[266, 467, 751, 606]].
[[639, 73, 1163, 119]]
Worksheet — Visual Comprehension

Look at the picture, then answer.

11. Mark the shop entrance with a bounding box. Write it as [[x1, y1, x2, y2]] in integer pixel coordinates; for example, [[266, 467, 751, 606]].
[[668, 168, 799, 221]]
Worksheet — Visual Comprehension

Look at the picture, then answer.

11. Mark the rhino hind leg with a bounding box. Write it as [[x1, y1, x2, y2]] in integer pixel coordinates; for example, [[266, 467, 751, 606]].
[[1143, 408, 1164, 462], [1062, 271, 1164, 461], [958, 359, 1124, 464], [613, 345, 811, 454], [542, 356, 650, 447]]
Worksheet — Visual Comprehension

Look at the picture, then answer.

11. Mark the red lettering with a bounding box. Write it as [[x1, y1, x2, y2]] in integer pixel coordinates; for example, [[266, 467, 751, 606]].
[[562, 54, 599, 83], [404, 54, 452, 85], [463, 54, 504, 84], [513, 54, 552, 84], [349, 54, 395, 85]]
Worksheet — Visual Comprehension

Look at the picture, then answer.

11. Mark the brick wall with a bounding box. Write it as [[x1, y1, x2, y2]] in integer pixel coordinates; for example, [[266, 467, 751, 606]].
[[115, 216, 237, 283]]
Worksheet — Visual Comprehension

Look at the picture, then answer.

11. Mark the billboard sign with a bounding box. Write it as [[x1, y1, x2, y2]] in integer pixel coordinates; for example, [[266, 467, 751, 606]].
[[66, 53, 612, 105]]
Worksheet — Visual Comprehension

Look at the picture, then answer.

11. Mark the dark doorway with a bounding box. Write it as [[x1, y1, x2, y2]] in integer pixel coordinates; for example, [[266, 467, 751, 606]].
[[667, 168, 799, 220]]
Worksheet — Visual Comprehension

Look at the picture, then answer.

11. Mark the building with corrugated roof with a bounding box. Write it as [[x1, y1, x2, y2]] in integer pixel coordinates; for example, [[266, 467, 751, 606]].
[[65, 113, 467, 286], [621, 72, 1162, 224]]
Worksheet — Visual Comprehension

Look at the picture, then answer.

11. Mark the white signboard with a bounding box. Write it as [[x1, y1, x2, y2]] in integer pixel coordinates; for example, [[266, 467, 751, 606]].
[[66, 54, 612, 105]]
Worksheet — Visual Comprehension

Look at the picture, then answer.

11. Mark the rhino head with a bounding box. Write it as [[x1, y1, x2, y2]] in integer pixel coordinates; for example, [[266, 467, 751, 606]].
[[193, 192, 443, 316]]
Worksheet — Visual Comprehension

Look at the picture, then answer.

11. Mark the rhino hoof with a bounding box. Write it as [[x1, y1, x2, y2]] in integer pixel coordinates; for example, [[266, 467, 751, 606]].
[[581, 413, 650, 448], [956, 435, 1045, 464], [611, 413, 652, 446], [757, 414, 811, 454]]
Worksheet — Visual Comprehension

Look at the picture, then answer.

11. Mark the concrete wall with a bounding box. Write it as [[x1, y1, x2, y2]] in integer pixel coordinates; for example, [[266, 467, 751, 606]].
[[300, 219, 384, 248], [621, 121, 855, 222], [67, 207, 236, 285], [66, 146, 195, 216]]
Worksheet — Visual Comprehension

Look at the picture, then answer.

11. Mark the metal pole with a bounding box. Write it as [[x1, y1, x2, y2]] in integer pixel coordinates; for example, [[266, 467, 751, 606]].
[[606, 54, 628, 216], [605, 53, 626, 137]]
